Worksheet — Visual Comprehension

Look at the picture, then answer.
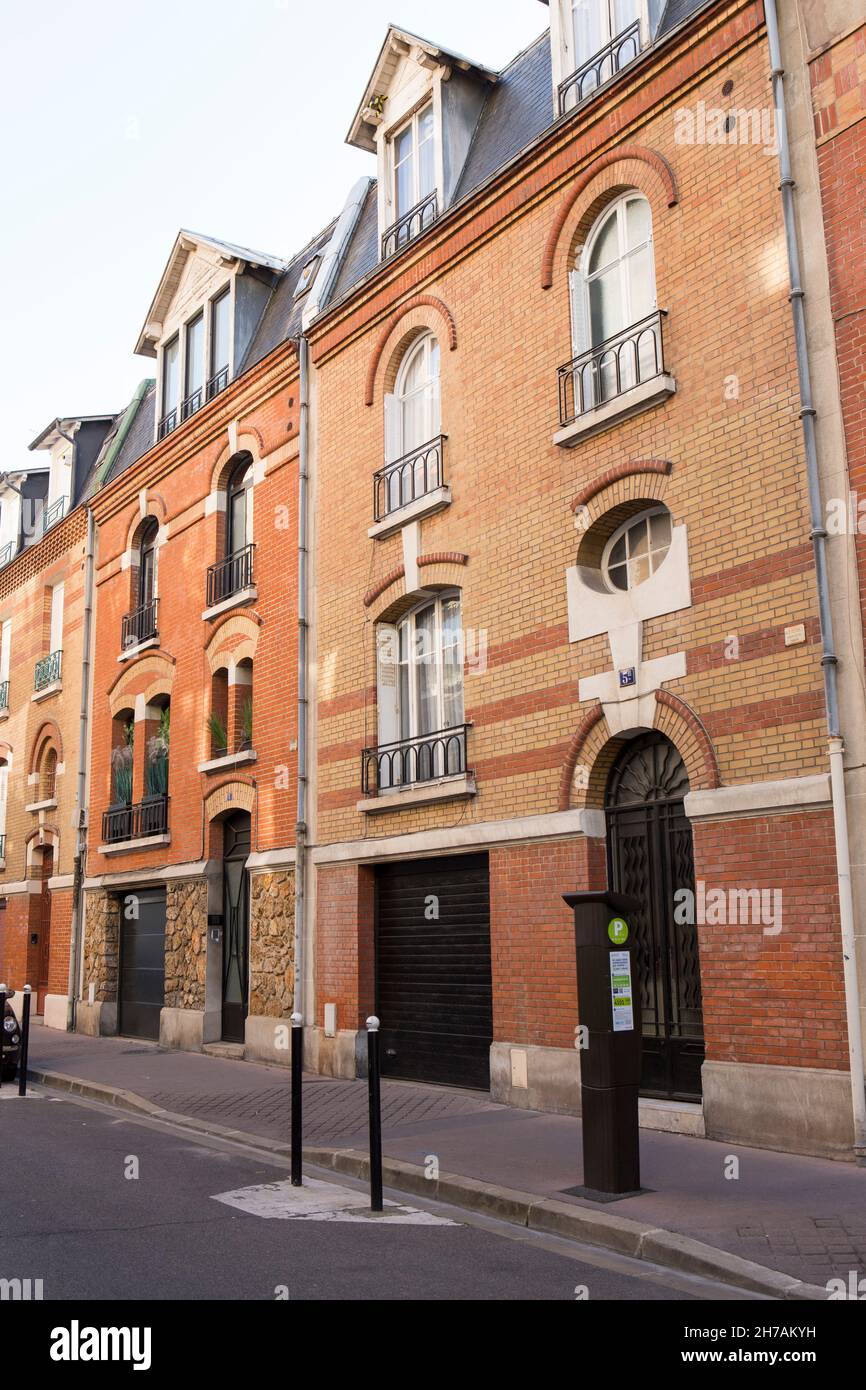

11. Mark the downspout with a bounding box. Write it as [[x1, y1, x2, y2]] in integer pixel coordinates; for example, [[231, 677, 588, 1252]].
[[67, 505, 96, 1028], [293, 336, 310, 1024], [765, 0, 866, 1155]]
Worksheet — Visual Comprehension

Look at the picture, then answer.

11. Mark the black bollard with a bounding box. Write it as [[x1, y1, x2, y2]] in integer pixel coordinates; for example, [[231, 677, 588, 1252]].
[[0, 984, 6, 1092], [18, 986, 31, 1097], [290, 1011, 303, 1186], [366, 1015, 383, 1212]]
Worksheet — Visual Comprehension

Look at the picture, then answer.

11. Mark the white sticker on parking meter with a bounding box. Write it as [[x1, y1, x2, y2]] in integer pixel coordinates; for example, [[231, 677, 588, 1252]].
[[609, 950, 634, 1032]]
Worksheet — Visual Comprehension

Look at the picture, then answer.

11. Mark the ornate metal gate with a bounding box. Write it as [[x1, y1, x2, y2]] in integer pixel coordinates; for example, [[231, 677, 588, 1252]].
[[221, 812, 251, 1043], [605, 733, 704, 1100]]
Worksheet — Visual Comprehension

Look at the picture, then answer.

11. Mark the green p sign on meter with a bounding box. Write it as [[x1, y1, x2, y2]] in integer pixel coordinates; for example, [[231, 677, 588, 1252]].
[[607, 916, 629, 945]]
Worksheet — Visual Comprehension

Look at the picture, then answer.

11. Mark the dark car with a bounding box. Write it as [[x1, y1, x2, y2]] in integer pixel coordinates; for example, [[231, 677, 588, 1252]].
[[2, 993, 21, 1082]]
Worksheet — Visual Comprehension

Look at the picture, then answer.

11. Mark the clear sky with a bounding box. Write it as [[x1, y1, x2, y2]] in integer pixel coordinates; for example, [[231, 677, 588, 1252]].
[[1, 0, 547, 474]]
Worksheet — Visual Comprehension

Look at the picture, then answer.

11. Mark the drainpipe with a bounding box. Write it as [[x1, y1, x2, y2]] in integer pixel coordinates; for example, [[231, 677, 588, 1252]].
[[293, 337, 310, 1024], [766, 0, 866, 1155], [66, 505, 96, 1028]]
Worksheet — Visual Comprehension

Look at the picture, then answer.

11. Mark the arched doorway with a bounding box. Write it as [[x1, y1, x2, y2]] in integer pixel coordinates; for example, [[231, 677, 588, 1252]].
[[605, 732, 704, 1100], [221, 811, 251, 1042]]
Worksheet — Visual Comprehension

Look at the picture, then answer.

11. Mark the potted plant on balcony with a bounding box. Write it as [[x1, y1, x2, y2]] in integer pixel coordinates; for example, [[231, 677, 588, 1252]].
[[109, 721, 134, 840], [145, 707, 170, 796], [238, 697, 253, 754], [206, 710, 228, 760]]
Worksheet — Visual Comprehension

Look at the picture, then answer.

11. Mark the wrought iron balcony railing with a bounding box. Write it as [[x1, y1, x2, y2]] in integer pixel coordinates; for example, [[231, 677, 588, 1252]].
[[557, 310, 668, 427], [373, 434, 447, 523], [181, 387, 203, 421], [362, 723, 470, 795], [206, 543, 255, 609], [121, 597, 159, 650], [0, 542, 13, 568], [34, 649, 62, 692], [102, 794, 169, 846], [157, 408, 178, 440], [207, 366, 229, 401], [381, 191, 439, 261], [558, 19, 642, 114], [0, 681, 8, 712], [41, 496, 66, 534]]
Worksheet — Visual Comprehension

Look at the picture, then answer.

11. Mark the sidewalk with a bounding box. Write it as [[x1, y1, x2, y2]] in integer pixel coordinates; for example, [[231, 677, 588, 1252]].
[[23, 1025, 866, 1296]]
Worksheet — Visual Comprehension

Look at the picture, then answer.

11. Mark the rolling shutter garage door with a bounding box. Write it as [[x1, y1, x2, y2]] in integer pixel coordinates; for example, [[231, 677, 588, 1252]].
[[119, 889, 166, 1041], [375, 854, 492, 1089]]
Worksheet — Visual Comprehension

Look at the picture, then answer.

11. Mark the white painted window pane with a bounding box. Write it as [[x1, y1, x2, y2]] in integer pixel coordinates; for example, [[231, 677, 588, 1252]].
[[625, 197, 651, 249], [162, 338, 179, 415], [50, 583, 64, 652], [627, 246, 654, 320], [650, 511, 671, 549], [441, 599, 463, 728], [186, 314, 204, 395], [415, 606, 438, 735], [573, 0, 605, 62], [418, 106, 435, 198], [615, 0, 641, 32], [588, 210, 620, 274], [589, 269, 622, 344], [211, 292, 230, 374]]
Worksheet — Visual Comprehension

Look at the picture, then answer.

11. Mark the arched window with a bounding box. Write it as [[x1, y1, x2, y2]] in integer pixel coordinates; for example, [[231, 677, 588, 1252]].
[[138, 518, 159, 609], [226, 456, 253, 558], [381, 334, 442, 518], [144, 698, 170, 798], [572, 1, 641, 68], [374, 592, 465, 788], [111, 712, 135, 807], [602, 506, 671, 592], [570, 192, 657, 406]]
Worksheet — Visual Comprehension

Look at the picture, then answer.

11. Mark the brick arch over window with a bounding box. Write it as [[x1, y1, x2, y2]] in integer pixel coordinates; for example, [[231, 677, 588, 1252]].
[[122, 494, 168, 553], [26, 825, 60, 874], [29, 720, 63, 775], [363, 552, 468, 618], [210, 433, 263, 495], [205, 611, 261, 673], [558, 694, 720, 812], [571, 460, 673, 514], [108, 652, 176, 718], [365, 295, 458, 407], [204, 780, 256, 822], [541, 146, 679, 290]]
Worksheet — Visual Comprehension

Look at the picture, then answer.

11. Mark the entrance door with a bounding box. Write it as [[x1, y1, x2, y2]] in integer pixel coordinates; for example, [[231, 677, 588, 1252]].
[[375, 854, 492, 1089], [118, 888, 166, 1040], [36, 848, 53, 1014], [605, 733, 704, 1100], [221, 812, 251, 1043]]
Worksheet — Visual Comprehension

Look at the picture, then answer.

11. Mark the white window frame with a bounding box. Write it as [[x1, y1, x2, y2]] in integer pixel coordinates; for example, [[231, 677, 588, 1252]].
[[601, 505, 671, 593], [49, 581, 65, 655], [377, 592, 464, 784], [160, 334, 180, 427], [551, 0, 649, 98], [385, 332, 441, 464], [570, 191, 656, 357], [388, 100, 436, 225]]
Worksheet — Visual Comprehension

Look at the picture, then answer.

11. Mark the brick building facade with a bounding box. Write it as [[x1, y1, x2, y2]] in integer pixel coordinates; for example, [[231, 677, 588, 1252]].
[[2, 0, 863, 1163]]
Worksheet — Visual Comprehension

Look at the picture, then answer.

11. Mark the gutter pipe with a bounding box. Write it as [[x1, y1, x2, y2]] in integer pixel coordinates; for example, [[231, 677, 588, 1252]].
[[293, 337, 310, 1025], [67, 505, 96, 1028], [765, 0, 866, 1155]]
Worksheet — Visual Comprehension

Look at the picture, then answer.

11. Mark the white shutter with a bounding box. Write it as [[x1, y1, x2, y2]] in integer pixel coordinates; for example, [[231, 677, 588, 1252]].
[[569, 267, 590, 356], [384, 393, 401, 464], [50, 583, 64, 653]]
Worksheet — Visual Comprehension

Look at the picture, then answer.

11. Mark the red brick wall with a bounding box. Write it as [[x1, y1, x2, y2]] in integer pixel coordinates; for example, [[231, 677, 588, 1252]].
[[315, 863, 375, 1032], [693, 809, 848, 1070]]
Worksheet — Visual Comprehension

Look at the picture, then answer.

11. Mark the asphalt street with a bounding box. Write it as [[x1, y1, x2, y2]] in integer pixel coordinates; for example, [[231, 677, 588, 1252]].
[[0, 1088, 757, 1301]]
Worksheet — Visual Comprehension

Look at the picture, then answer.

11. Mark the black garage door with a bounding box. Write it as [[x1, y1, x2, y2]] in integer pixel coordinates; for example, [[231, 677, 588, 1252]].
[[119, 889, 166, 1040], [375, 854, 492, 1090]]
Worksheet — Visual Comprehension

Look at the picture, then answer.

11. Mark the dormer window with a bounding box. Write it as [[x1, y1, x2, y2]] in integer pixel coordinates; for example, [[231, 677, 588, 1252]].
[[553, 1, 648, 115], [208, 289, 230, 400], [183, 312, 204, 420], [159, 335, 180, 439]]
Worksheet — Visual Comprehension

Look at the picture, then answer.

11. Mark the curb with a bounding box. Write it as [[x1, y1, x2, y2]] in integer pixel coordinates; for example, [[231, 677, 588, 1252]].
[[30, 1066, 830, 1302]]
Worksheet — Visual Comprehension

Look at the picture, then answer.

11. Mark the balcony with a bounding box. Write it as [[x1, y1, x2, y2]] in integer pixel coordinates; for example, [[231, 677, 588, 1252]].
[[558, 20, 642, 115], [101, 794, 169, 848], [207, 366, 229, 401], [121, 598, 159, 652], [41, 496, 66, 534], [555, 310, 675, 446], [157, 408, 178, 441], [0, 681, 8, 713], [205, 543, 256, 613], [381, 191, 439, 262], [371, 435, 450, 536], [361, 723, 472, 801], [34, 649, 62, 694], [181, 387, 203, 422], [0, 542, 13, 568]]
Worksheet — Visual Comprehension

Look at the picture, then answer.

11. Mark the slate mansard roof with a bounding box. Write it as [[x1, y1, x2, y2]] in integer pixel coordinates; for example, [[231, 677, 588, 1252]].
[[93, 0, 711, 494]]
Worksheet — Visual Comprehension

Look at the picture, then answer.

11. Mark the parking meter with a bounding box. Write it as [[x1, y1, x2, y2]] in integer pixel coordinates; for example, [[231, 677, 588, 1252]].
[[563, 890, 642, 1195]]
